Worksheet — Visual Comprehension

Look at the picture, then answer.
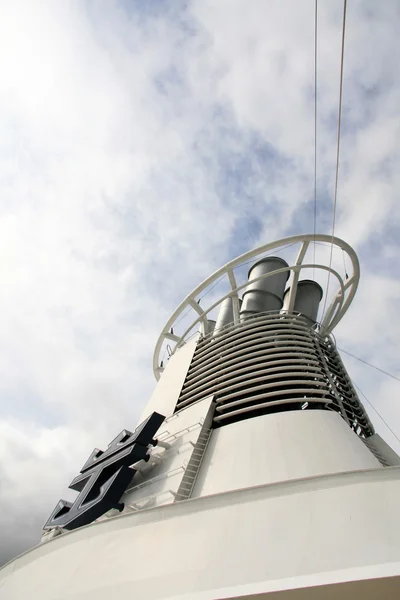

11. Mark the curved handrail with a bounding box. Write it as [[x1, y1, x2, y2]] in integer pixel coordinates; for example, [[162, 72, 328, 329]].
[[153, 234, 359, 379]]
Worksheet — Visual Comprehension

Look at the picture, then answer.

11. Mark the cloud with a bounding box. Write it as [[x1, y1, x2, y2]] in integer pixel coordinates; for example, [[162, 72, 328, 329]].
[[1, 0, 400, 565]]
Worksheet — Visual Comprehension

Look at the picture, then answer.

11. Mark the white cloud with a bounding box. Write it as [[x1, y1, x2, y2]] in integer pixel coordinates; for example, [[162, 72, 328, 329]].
[[1, 0, 400, 565]]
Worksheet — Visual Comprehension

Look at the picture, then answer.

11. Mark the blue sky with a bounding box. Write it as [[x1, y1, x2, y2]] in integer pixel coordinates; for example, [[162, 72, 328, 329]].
[[1, 0, 400, 565]]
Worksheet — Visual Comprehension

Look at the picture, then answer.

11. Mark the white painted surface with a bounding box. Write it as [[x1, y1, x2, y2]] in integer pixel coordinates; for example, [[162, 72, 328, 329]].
[[192, 410, 381, 498], [363, 433, 400, 466], [140, 336, 198, 422], [1, 468, 400, 599], [118, 397, 213, 512]]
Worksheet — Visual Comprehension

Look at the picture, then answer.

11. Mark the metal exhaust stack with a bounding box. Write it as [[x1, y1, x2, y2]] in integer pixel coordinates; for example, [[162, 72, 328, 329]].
[[213, 297, 242, 336], [283, 279, 323, 327], [240, 256, 289, 321]]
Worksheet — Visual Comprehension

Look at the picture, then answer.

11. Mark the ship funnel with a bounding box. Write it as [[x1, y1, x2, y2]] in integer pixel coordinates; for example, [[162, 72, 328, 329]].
[[213, 297, 242, 336], [207, 319, 216, 335], [240, 257, 289, 321], [283, 279, 323, 326]]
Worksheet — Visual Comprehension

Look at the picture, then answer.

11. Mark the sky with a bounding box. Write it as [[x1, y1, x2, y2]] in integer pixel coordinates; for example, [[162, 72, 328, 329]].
[[1, 0, 400, 567]]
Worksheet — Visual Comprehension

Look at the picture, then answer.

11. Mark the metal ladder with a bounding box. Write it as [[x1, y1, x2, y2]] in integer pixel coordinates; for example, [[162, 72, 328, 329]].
[[174, 428, 212, 501], [361, 436, 392, 467]]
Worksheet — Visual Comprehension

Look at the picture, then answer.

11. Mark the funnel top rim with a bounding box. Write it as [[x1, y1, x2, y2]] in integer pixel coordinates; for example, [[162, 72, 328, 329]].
[[247, 256, 290, 280], [284, 279, 324, 299], [297, 279, 324, 297]]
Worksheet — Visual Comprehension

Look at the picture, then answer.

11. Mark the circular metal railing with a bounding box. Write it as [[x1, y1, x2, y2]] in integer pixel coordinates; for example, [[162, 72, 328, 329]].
[[153, 234, 359, 380]]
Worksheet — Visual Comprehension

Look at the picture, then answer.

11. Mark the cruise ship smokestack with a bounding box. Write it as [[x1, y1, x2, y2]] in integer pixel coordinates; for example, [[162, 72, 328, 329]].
[[283, 279, 323, 326], [213, 296, 242, 336], [240, 256, 289, 321], [5, 234, 400, 600]]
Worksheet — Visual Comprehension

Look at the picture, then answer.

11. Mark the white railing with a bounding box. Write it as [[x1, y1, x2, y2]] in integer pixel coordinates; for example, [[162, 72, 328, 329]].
[[153, 234, 359, 380]]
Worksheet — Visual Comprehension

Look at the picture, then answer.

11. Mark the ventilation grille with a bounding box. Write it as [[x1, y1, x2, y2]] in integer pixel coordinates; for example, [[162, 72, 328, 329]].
[[175, 312, 374, 436]]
